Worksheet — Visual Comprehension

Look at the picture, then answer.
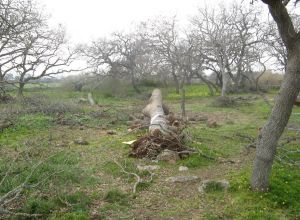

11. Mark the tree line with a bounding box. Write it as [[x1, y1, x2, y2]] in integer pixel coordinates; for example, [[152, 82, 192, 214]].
[[0, 0, 294, 96]]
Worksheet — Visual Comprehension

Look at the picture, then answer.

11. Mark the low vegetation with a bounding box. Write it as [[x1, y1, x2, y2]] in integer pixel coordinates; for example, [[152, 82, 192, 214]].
[[1, 84, 299, 219]]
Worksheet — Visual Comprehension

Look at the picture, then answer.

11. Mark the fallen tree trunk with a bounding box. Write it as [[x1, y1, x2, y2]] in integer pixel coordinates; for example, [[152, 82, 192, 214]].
[[130, 88, 195, 159], [142, 89, 170, 135]]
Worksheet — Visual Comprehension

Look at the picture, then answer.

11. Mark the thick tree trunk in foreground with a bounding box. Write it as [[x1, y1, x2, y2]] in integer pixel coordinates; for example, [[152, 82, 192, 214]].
[[142, 89, 169, 135], [251, 62, 300, 190], [251, 0, 300, 191]]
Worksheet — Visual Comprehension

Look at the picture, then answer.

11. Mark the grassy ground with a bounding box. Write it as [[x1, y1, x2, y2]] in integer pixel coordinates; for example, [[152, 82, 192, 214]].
[[0, 84, 300, 219]]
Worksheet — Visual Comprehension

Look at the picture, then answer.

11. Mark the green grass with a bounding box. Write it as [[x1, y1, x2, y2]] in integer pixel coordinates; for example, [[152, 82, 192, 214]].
[[222, 163, 300, 219], [165, 84, 214, 100], [1, 84, 300, 219]]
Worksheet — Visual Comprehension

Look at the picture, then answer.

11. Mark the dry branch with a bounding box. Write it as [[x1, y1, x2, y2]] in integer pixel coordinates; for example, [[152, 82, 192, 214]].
[[113, 160, 154, 194]]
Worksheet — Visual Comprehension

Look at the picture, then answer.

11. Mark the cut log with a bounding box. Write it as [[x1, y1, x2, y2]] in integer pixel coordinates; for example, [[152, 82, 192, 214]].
[[142, 89, 169, 135]]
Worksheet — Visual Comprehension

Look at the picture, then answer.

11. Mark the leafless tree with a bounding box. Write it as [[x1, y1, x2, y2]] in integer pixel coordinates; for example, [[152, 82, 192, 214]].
[[112, 31, 150, 93], [147, 16, 182, 93], [191, 3, 265, 95], [0, 0, 78, 97], [264, 15, 300, 72], [83, 25, 156, 93], [0, 0, 43, 92], [14, 26, 78, 96]]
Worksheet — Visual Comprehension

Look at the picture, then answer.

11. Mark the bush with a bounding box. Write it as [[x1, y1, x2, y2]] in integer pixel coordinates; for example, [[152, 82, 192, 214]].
[[21, 95, 80, 115]]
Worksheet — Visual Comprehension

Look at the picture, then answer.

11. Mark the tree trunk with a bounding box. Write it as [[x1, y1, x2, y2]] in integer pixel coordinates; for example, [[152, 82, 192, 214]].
[[251, 51, 300, 191], [0, 75, 5, 95], [195, 71, 216, 96], [221, 70, 228, 97], [142, 89, 169, 135], [88, 93, 95, 105], [171, 65, 180, 94], [131, 74, 140, 93], [180, 88, 186, 119], [18, 83, 25, 98]]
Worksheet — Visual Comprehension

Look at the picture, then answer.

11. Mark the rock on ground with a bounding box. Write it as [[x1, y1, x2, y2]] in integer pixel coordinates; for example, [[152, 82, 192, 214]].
[[74, 138, 89, 145], [157, 149, 180, 164], [166, 176, 199, 183], [179, 166, 189, 171], [198, 179, 230, 193], [137, 165, 160, 171]]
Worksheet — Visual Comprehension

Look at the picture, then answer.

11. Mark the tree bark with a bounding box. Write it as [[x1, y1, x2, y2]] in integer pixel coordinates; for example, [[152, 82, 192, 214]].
[[142, 89, 169, 135], [221, 70, 228, 97], [251, 50, 300, 191], [171, 65, 180, 94], [251, 0, 300, 191], [180, 88, 186, 119]]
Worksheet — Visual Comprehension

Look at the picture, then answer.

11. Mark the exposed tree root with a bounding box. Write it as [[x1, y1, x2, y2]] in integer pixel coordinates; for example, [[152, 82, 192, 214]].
[[129, 133, 195, 159]]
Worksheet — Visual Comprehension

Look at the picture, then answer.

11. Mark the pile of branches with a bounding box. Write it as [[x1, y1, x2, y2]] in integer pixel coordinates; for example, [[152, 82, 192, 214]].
[[129, 134, 187, 159], [129, 114, 195, 159]]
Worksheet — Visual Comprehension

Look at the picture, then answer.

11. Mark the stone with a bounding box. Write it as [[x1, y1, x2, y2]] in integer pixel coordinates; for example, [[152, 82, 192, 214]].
[[137, 165, 160, 171], [74, 138, 89, 145], [179, 166, 189, 171], [166, 176, 199, 183], [157, 149, 180, 164], [198, 179, 230, 193]]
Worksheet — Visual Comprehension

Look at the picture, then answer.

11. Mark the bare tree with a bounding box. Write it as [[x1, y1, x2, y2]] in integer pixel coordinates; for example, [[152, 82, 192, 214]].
[[191, 3, 264, 95], [112, 31, 150, 93], [0, 0, 78, 97], [175, 33, 217, 95], [251, 0, 300, 191], [264, 15, 300, 72], [0, 0, 43, 92], [14, 26, 77, 96], [147, 16, 182, 93]]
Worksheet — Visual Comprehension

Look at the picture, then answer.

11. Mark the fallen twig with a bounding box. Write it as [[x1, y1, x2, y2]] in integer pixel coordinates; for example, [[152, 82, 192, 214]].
[[113, 159, 154, 194]]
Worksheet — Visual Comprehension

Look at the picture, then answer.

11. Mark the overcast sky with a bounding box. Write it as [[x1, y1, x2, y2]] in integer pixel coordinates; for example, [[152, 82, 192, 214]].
[[39, 0, 251, 44]]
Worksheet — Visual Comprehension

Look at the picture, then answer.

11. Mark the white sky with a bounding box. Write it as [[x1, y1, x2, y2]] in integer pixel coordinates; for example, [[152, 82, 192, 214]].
[[39, 0, 242, 44]]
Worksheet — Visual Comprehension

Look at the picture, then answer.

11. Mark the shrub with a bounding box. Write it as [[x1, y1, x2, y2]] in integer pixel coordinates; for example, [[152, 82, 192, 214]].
[[21, 95, 80, 115]]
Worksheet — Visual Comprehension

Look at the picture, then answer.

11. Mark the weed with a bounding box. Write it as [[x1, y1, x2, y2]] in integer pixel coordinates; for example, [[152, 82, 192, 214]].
[[104, 189, 129, 206]]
